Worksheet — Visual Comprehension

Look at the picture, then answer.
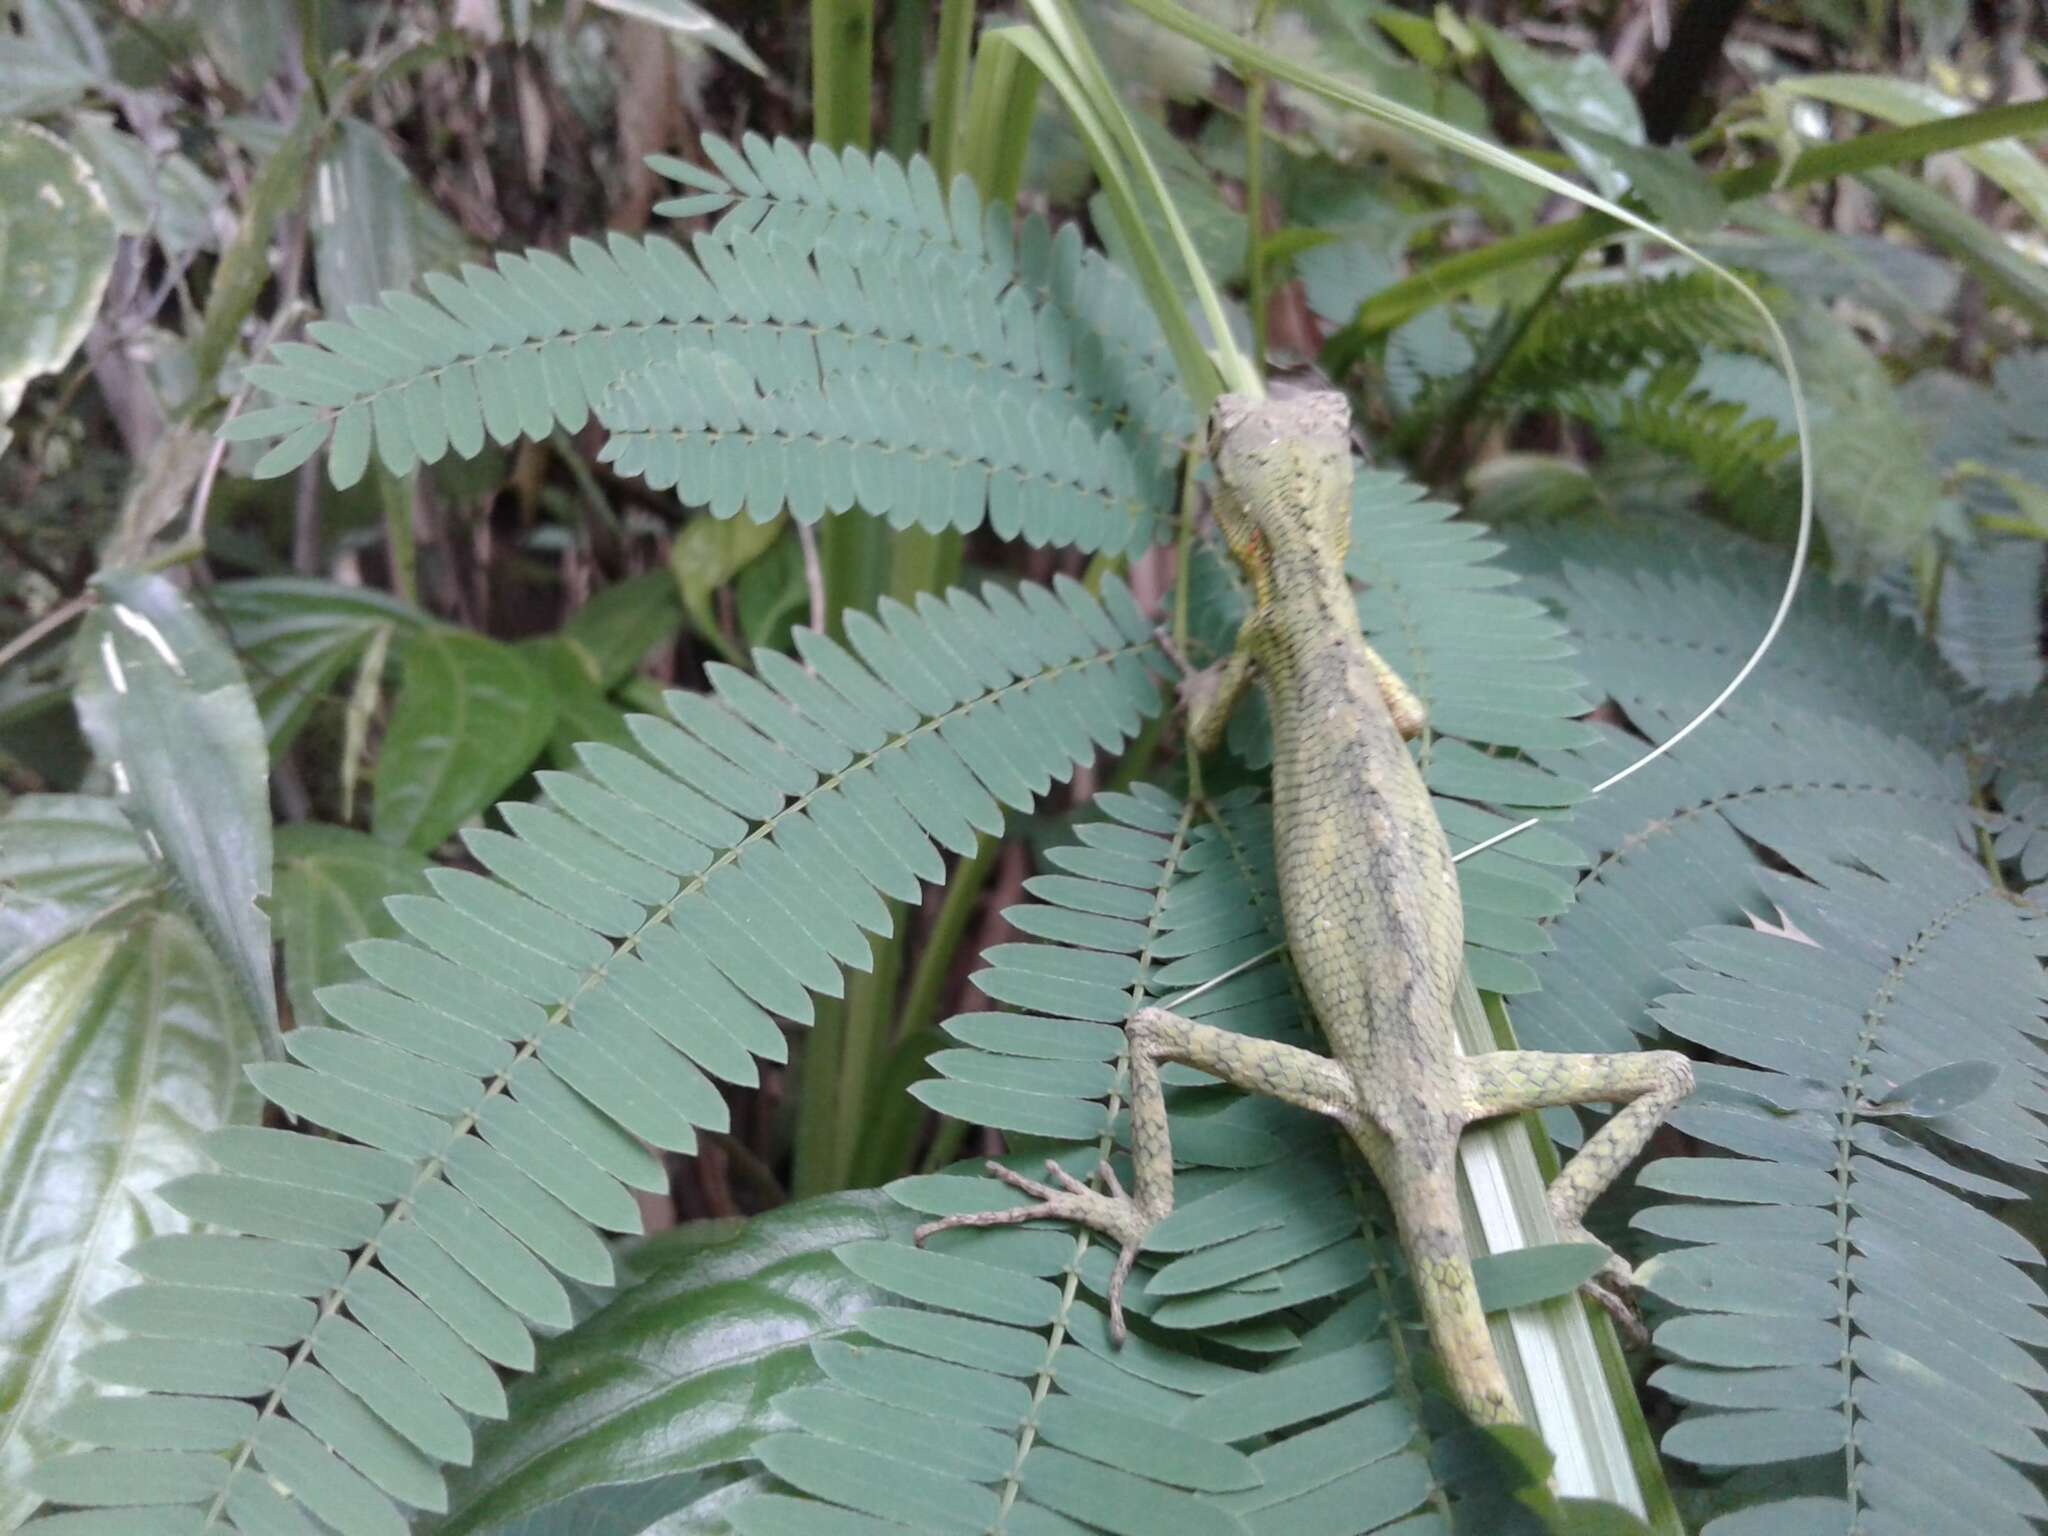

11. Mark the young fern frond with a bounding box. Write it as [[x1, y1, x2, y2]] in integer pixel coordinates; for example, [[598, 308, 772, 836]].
[[1546, 370, 1799, 544], [25, 577, 1167, 1534], [226, 135, 1192, 556], [1490, 270, 1762, 405], [1639, 833, 2048, 1533]]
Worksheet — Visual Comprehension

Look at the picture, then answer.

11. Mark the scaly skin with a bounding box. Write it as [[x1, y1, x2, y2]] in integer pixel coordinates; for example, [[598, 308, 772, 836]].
[[919, 391, 1693, 1429]]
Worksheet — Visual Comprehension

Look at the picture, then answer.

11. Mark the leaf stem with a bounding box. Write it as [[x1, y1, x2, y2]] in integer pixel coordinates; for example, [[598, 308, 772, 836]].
[[1325, 96, 2048, 362], [1239, 0, 1277, 368]]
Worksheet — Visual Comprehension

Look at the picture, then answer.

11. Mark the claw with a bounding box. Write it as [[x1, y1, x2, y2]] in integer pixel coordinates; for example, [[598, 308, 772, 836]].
[[1583, 1275, 1649, 1349]]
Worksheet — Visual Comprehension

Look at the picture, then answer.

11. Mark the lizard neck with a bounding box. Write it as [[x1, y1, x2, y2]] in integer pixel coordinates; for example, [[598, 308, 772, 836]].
[[1247, 544, 1363, 699]]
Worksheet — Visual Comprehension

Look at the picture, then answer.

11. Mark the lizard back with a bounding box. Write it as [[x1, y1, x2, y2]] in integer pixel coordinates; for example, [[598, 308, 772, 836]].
[[1209, 393, 1466, 1135]]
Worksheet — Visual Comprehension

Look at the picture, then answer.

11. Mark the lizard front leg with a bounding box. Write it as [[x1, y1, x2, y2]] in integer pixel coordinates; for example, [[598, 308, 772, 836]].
[[1460, 1048, 1694, 1309], [1360, 642, 1428, 741], [916, 1005, 1358, 1339]]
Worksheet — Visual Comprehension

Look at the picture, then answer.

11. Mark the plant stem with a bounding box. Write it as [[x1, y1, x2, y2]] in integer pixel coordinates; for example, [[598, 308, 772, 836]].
[[899, 834, 997, 1043], [885, 0, 927, 162], [1324, 96, 2048, 364], [929, 0, 977, 184], [378, 466, 418, 606], [1240, 0, 1277, 366], [959, 32, 1038, 203], [811, 0, 875, 152], [0, 593, 93, 674], [1419, 249, 1576, 486]]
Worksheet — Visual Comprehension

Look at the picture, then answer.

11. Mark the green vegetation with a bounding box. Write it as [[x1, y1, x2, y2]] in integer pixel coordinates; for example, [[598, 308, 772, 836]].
[[3, 2, 2044, 1533]]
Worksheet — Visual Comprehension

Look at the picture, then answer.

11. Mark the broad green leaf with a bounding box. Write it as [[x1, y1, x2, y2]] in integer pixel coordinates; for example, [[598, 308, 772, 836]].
[[1478, 25, 1644, 201], [0, 37, 97, 117], [311, 118, 471, 317], [559, 571, 685, 690], [373, 628, 556, 852], [209, 578, 423, 757], [518, 637, 638, 771], [0, 903, 262, 1529], [0, 122, 115, 421], [421, 1192, 913, 1535], [1771, 74, 2048, 228], [65, 111, 219, 254], [74, 572, 281, 1059], [670, 511, 787, 664], [0, 795, 157, 981], [271, 824, 432, 1034]]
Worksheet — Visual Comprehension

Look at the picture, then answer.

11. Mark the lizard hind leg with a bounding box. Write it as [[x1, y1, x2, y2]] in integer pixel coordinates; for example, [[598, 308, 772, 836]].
[[917, 1005, 1361, 1341], [1459, 1048, 1695, 1308]]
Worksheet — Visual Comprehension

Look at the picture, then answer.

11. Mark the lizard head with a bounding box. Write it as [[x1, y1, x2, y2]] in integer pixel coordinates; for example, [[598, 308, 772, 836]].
[[1206, 391, 1355, 597]]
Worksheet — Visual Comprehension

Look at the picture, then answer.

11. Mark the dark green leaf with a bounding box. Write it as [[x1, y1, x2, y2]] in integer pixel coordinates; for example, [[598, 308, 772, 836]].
[[374, 628, 556, 852], [74, 572, 281, 1056]]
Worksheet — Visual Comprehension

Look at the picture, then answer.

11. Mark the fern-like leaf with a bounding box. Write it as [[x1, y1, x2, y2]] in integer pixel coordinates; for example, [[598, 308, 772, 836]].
[[225, 134, 1190, 556], [1490, 269, 1762, 404], [1638, 831, 2048, 1535], [25, 577, 1166, 1533], [1503, 546, 1980, 1059], [748, 788, 1560, 1536]]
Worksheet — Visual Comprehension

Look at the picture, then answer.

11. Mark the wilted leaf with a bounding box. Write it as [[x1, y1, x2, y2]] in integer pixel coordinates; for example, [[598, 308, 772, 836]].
[[73, 572, 280, 1058]]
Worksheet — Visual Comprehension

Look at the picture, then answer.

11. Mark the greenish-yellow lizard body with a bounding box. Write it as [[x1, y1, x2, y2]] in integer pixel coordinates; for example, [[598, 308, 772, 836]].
[[920, 391, 1692, 1428]]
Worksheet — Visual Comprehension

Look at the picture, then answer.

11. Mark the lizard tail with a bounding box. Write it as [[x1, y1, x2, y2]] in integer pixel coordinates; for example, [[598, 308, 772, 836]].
[[1384, 1158, 1521, 1426]]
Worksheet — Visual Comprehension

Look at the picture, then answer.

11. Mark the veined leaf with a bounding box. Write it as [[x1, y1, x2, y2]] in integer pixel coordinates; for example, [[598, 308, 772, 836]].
[[30, 576, 1165, 1533], [0, 796, 158, 981], [73, 573, 281, 1059], [0, 122, 114, 420], [373, 628, 556, 853], [271, 825, 433, 1033], [0, 884, 262, 1530], [207, 578, 424, 757], [424, 1192, 910, 1533]]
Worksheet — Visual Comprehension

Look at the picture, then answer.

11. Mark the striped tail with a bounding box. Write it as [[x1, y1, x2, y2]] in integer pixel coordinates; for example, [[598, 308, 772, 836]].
[[1385, 1158, 1520, 1426]]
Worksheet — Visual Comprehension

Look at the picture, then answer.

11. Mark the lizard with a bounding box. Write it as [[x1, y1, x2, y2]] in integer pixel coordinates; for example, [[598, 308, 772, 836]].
[[916, 389, 1695, 1426]]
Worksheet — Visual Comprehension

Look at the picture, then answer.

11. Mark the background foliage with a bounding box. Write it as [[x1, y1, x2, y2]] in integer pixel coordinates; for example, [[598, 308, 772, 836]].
[[2, 1, 2044, 1534]]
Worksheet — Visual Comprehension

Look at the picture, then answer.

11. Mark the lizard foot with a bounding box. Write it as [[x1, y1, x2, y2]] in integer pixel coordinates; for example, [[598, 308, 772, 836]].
[[915, 1159, 1155, 1342], [1555, 1220, 1649, 1348]]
